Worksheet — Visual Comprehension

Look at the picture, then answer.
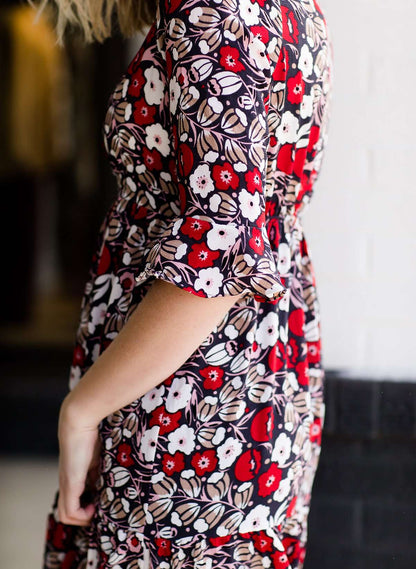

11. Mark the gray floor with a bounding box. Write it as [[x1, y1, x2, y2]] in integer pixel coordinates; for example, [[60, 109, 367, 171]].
[[0, 456, 59, 569]]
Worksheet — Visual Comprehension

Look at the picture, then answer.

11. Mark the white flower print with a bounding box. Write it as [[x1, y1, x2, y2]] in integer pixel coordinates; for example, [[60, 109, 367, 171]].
[[278, 243, 291, 275], [273, 477, 292, 502], [212, 426, 226, 445], [175, 242, 188, 260], [305, 318, 320, 341], [249, 37, 270, 72], [69, 365, 81, 391], [279, 323, 288, 343], [141, 385, 165, 413], [143, 67, 164, 106], [189, 6, 203, 24], [224, 323, 238, 339], [108, 278, 123, 305], [165, 377, 192, 413], [238, 188, 262, 222], [299, 44, 313, 78], [300, 94, 314, 118], [255, 312, 280, 349], [271, 432, 292, 466], [207, 97, 223, 114], [171, 511, 183, 526], [140, 426, 160, 462], [278, 290, 290, 312], [86, 548, 99, 567], [206, 223, 239, 250], [167, 424, 196, 455], [145, 124, 170, 156], [205, 150, 219, 163], [124, 103, 132, 121], [239, 504, 271, 533], [88, 302, 107, 333], [169, 76, 181, 115], [277, 110, 299, 144], [239, 0, 260, 26], [208, 193, 221, 213], [194, 266, 224, 296], [194, 518, 209, 533], [189, 164, 215, 198], [217, 436, 243, 469]]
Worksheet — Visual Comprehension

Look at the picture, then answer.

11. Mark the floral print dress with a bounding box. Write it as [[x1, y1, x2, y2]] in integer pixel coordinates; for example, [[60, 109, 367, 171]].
[[43, 0, 333, 567]]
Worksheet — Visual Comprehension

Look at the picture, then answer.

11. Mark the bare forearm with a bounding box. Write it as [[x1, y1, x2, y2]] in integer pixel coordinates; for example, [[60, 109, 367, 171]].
[[63, 278, 245, 428]]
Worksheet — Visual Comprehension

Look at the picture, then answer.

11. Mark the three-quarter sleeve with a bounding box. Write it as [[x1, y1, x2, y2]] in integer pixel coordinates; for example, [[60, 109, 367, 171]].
[[135, 0, 287, 302]]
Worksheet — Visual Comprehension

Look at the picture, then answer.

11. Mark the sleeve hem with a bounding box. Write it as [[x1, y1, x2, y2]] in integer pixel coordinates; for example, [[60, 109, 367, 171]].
[[134, 259, 288, 303]]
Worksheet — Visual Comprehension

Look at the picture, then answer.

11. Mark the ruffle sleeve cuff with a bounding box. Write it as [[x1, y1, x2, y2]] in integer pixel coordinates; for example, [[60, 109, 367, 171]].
[[134, 215, 287, 302]]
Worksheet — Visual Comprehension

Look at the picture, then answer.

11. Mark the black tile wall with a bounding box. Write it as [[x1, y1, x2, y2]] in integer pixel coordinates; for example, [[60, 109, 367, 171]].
[[303, 374, 416, 569]]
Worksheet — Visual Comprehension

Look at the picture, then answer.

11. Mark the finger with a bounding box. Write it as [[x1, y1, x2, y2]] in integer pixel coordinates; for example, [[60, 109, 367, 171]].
[[60, 480, 96, 526]]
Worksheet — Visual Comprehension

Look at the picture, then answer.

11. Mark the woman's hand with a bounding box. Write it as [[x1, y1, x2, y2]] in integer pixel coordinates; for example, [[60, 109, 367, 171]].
[[57, 396, 102, 526]]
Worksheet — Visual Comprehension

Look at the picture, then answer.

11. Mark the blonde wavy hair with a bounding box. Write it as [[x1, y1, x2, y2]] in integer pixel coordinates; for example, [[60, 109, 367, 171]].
[[28, 0, 156, 45]]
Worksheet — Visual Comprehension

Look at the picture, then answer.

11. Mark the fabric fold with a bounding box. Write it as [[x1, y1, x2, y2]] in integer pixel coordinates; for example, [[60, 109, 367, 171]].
[[135, 214, 287, 301]]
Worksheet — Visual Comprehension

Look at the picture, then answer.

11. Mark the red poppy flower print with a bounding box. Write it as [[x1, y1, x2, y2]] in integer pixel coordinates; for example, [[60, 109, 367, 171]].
[[251, 407, 275, 442], [294, 146, 307, 178], [162, 451, 185, 475], [133, 98, 156, 125], [219, 46, 245, 72], [258, 463, 283, 497], [287, 71, 305, 104], [209, 535, 233, 547], [288, 308, 305, 337], [250, 25, 269, 44], [177, 142, 194, 178], [97, 245, 111, 275], [234, 448, 262, 481], [273, 45, 289, 82], [287, 337, 300, 363], [50, 521, 67, 549], [127, 68, 145, 97], [191, 449, 218, 476], [307, 340, 321, 363], [149, 405, 182, 435], [277, 144, 294, 175], [245, 167, 263, 194], [282, 6, 299, 43], [117, 443, 134, 467], [155, 538, 172, 556], [188, 242, 220, 268], [295, 359, 309, 386], [142, 147, 162, 171], [200, 366, 224, 390], [271, 549, 291, 569], [249, 227, 265, 255], [268, 340, 287, 372], [212, 162, 239, 190], [310, 417, 322, 444], [71, 345, 85, 367], [252, 530, 274, 553], [180, 217, 211, 239], [130, 205, 147, 225], [307, 125, 321, 155]]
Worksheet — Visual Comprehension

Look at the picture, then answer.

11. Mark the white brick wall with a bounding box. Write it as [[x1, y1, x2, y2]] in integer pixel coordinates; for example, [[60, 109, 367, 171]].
[[303, 0, 416, 379], [128, 0, 416, 379]]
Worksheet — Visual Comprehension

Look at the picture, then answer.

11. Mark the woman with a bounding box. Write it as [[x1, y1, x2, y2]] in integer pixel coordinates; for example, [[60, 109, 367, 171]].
[[38, 0, 333, 567]]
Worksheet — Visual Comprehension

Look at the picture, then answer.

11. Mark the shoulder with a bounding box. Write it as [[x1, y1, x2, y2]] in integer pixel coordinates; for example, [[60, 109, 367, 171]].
[[162, 0, 282, 78]]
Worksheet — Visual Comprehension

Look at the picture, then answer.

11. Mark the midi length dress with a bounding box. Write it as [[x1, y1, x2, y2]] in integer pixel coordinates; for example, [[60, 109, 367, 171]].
[[43, 0, 333, 567]]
